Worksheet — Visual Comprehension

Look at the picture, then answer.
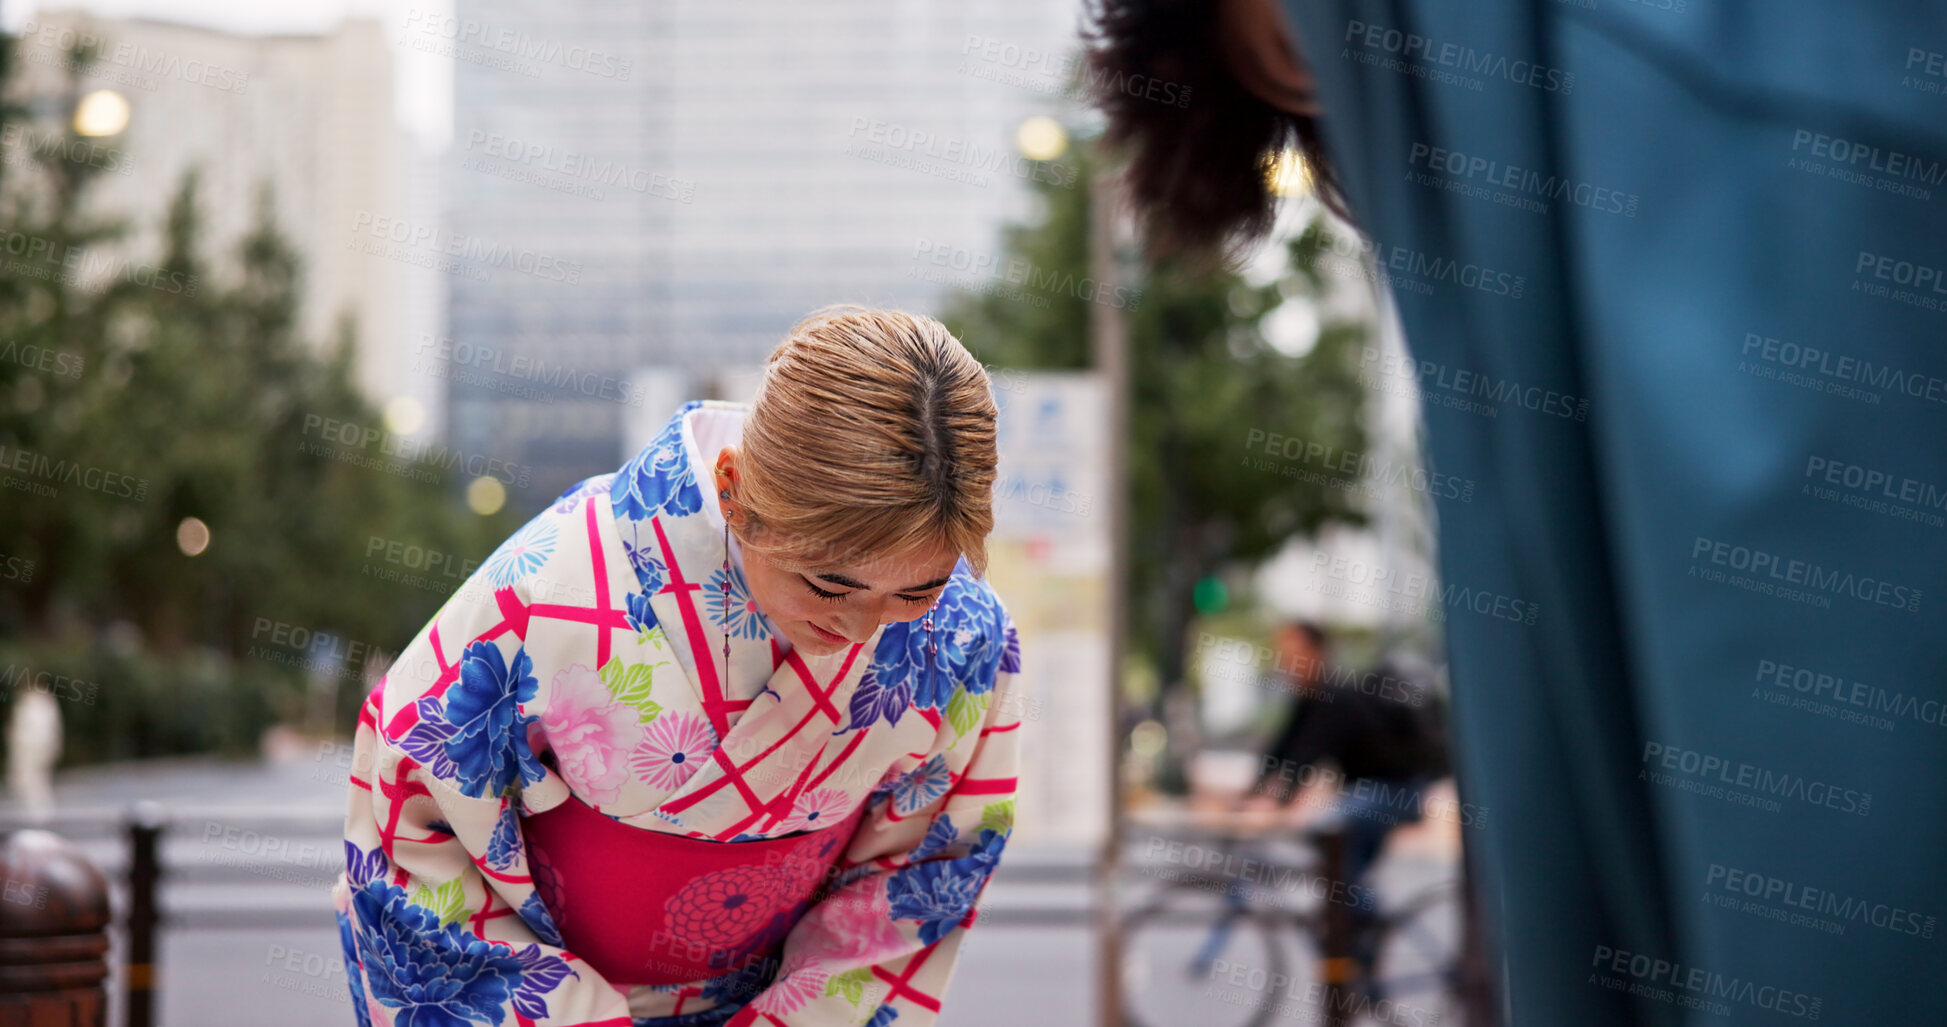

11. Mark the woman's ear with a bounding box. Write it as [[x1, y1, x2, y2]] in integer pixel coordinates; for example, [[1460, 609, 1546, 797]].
[[714, 446, 742, 518]]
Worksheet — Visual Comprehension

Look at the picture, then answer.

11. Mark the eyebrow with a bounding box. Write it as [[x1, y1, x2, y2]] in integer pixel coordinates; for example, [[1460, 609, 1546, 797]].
[[814, 573, 953, 593]]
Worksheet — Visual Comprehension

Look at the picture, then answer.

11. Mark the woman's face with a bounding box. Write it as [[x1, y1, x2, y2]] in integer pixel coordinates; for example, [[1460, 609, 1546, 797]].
[[742, 539, 960, 658], [716, 442, 959, 657]]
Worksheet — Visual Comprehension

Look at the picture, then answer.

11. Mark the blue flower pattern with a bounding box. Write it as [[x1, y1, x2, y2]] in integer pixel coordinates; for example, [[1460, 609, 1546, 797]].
[[517, 891, 565, 949], [336, 908, 373, 1027], [620, 523, 669, 596], [705, 562, 774, 641], [611, 402, 705, 523], [890, 754, 952, 816], [398, 642, 545, 800], [625, 589, 660, 637], [480, 516, 558, 588], [551, 473, 613, 515], [845, 564, 1010, 733], [908, 815, 959, 862], [887, 817, 1007, 946], [701, 954, 778, 1008], [345, 839, 389, 888], [350, 879, 574, 1026], [484, 804, 521, 871]]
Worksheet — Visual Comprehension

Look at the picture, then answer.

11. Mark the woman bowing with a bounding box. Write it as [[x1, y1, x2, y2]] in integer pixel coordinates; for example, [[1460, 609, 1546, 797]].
[[332, 307, 1023, 1027]]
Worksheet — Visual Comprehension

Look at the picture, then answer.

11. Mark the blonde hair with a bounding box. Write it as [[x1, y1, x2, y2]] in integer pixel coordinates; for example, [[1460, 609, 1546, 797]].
[[733, 306, 999, 576]]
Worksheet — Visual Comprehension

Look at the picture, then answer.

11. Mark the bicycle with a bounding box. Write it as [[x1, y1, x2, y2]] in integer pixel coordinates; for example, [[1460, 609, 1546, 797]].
[[1120, 814, 1464, 1027]]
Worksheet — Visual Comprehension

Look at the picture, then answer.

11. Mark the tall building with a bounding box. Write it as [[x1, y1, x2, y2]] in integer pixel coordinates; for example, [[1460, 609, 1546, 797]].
[[6, 10, 418, 408], [443, 0, 1079, 506]]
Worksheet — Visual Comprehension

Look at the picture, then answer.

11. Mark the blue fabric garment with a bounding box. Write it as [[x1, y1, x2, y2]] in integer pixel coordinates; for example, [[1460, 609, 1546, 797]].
[[1280, 2, 1947, 1022]]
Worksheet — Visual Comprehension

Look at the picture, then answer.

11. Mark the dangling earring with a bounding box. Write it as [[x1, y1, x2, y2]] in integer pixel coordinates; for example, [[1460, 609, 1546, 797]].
[[923, 610, 937, 700], [720, 490, 732, 686]]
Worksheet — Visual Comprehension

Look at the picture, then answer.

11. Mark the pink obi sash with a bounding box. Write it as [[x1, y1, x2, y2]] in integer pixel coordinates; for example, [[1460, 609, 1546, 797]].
[[522, 795, 866, 988]]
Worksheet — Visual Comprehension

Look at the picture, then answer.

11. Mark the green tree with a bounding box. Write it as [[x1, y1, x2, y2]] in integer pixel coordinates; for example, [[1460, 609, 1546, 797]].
[[0, 34, 513, 762], [943, 140, 1371, 785]]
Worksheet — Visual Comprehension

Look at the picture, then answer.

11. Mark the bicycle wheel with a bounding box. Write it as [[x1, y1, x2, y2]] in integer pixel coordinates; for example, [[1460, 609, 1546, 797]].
[[1365, 879, 1464, 1027], [1120, 881, 1287, 1027]]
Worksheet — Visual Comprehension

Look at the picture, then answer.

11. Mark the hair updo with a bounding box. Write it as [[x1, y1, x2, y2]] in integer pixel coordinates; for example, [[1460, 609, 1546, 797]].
[[732, 306, 999, 576]]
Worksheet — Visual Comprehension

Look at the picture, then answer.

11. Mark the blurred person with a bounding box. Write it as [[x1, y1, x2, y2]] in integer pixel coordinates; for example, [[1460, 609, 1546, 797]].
[[332, 308, 1022, 1026], [1243, 625, 1448, 970], [1089, 0, 1947, 1022], [5, 686, 61, 820]]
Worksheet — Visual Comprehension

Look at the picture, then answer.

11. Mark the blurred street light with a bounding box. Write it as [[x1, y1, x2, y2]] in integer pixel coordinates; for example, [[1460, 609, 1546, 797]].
[[384, 395, 427, 436], [1265, 147, 1312, 198], [73, 90, 130, 137], [176, 517, 210, 556], [1015, 115, 1069, 162], [466, 476, 507, 516]]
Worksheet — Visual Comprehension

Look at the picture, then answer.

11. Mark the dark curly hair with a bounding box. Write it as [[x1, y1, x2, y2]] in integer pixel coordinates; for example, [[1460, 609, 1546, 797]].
[[1082, 0, 1346, 263]]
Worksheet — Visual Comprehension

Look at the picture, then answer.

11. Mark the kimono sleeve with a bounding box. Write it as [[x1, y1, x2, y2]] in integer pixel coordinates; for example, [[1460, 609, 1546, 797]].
[[731, 614, 1025, 1027], [331, 572, 635, 1027]]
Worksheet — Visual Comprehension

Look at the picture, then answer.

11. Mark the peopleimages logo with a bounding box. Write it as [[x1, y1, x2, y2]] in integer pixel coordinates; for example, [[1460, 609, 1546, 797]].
[[1754, 658, 1947, 731], [1310, 552, 1541, 626], [0, 340, 84, 380], [460, 131, 694, 202], [1241, 427, 1477, 501], [0, 230, 196, 296], [300, 414, 532, 489], [401, 9, 633, 80], [412, 334, 646, 408], [1790, 131, 1947, 187], [847, 120, 1079, 188], [1318, 232, 1527, 300], [910, 240, 1140, 310], [0, 443, 149, 501], [1855, 251, 1947, 294], [1739, 332, 1947, 406], [1802, 455, 1947, 528], [1704, 863, 1937, 939], [351, 210, 584, 285], [2, 123, 136, 176], [1640, 741, 1871, 816], [18, 19, 250, 93], [1853, 250, 1947, 314], [1588, 946, 1822, 1019], [1689, 536, 1922, 613], [1406, 142, 1638, 216], [1342, 20, 1574, 94], [1358, 347, 1583, 418]]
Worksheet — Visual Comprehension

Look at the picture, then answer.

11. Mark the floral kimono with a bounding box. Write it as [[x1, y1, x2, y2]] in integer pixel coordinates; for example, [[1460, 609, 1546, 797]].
[[332, 400, 1022, 1027]]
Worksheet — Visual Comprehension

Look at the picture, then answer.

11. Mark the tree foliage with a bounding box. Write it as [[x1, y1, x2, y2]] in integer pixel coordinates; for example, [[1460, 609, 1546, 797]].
[[0, 37, 513, 763], [942, 141, 1371, 716]]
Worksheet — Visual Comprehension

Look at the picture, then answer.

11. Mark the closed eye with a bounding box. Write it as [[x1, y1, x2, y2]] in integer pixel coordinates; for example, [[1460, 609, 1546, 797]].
[[802, 576, 850, 601]]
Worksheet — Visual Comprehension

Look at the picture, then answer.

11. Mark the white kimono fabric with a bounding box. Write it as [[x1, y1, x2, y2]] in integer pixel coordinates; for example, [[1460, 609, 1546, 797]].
[[332, 401, 1023, 1027]]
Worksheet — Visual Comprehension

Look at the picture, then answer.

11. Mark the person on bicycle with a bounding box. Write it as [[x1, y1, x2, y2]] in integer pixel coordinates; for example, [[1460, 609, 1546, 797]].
[[1242, 623, 1449, 967]]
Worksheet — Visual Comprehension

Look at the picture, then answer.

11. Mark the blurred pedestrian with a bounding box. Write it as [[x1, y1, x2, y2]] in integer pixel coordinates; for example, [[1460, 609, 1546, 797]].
[[6, 686, 61, 820], [1243, 623, 1447, 969]]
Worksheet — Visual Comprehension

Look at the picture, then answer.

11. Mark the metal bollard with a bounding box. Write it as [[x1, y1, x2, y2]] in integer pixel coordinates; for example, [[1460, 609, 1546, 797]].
[[0, 829, 112, 1027], [124, 803, 163, 1027]]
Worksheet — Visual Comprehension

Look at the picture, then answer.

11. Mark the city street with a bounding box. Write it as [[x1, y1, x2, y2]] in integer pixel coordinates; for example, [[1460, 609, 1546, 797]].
[[2, 756, 1460, 1027]]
